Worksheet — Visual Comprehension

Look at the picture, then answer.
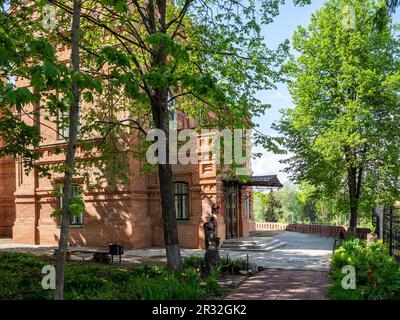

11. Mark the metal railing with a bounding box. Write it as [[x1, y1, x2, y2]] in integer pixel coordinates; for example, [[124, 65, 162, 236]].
[[382, 206, 400, 260]]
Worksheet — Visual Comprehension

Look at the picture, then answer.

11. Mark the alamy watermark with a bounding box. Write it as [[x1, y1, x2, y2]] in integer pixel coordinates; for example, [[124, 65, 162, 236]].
[[341, 5, 356, 31], [146, 127, 252, 176], [42, 4, 56, 30], [41, 265, 55, 290], [341, 265, 356, 289]]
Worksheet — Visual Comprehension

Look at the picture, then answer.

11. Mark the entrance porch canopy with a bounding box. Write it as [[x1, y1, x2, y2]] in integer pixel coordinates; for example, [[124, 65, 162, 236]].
[[223, 175, 283, 190]]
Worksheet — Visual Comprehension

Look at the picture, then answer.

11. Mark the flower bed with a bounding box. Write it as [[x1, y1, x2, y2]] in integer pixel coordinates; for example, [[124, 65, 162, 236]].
[[329, 238, 400, 300], [0, 252, 231, 300]]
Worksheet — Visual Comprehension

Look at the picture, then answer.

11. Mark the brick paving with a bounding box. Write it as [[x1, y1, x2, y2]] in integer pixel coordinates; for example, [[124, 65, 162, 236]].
[[225, 269, 329, 300]]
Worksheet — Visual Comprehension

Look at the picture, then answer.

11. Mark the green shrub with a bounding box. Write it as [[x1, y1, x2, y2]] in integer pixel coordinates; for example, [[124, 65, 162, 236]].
[[131, 264, 167, 278], [205, 266, 221, 294], [0, 252, 222, 300], [329, 281, 361, 300], [330, 238, 400, 300], [182, 256, 204, 269], [0, 252, 53, 300], [217, 257, 248, 274], [183, 255, 249, 275]]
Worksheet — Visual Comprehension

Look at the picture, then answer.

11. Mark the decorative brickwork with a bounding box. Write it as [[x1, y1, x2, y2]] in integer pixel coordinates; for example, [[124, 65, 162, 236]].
[[1, 61, 255, 249], [7, 142, 254, 248]]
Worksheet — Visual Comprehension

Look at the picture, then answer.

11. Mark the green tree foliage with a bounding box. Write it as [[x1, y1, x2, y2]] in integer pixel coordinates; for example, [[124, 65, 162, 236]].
[[297, 182, 317, 223], [253, 192, 267, 222], [254, 182, 379, 226], [387, 0, 399, 12], [254, 183, 312, 224], [275, 0, 400, 233], [274, 182, 303, 223], [265, 192, 281, 222], [0, 1, 54, 171], [1, 1, 101, 177], [2, 0, 314, 292], [41, 0, 312, 271], [253, 191, 281, 222]]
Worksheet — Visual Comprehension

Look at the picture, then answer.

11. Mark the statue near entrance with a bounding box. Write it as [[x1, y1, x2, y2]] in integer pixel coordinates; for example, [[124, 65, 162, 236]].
[[203, 215, 220, 271], [203, 216, 216, 249]]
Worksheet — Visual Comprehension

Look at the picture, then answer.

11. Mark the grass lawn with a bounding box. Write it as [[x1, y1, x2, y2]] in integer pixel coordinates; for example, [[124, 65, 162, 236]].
[[0, 252, 238, 300]]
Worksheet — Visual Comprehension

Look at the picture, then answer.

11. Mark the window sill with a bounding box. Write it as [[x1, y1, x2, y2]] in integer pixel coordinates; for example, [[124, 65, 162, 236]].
[[177, 219, 190, 223]]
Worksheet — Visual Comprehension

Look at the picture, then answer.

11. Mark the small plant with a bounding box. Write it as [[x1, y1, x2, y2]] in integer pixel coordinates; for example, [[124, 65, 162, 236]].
[[182, 256, 204, 269], [205, 266, 221, 293], [367, 223, 376, 234], [217, 256, 248, 274], [131, 264, 166, 278], [183, 255, 252, 275], [180, 267, 201, 286]]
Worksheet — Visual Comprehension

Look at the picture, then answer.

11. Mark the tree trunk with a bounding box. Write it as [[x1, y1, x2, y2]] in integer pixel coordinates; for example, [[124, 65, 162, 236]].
[[349, 206, 358, 235], [347, 166, 362, 235], [158, 162, 183, 270], [145, 0, 182, 271], [150, 90, 182, 271], [54, 0, 81, 300]]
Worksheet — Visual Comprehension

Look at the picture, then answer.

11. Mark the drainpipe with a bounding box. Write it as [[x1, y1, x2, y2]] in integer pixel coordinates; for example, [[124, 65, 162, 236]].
[[238, 186, 242, 237]]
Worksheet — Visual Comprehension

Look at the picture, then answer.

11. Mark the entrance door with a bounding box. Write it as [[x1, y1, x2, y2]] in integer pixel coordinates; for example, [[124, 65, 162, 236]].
[[225, 187, 237, 239]]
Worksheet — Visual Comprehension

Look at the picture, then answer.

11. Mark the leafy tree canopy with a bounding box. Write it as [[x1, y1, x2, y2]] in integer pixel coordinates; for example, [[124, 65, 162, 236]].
[[275, 0, 400, 231]]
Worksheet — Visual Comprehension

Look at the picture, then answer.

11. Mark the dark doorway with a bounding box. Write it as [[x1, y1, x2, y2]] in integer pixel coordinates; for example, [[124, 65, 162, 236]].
[[224, 186, 238, 239]]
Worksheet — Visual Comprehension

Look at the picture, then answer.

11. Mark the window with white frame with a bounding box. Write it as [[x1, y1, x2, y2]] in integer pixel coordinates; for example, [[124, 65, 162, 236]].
[[57, 105, 82, 139], [58, 110, 69, 138], [59, 185, 84, 225], [174, 182, 189, 220]]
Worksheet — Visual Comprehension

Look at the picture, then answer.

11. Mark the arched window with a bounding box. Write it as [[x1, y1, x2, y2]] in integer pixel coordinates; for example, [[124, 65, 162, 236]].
[[173, 182, 189, 220]]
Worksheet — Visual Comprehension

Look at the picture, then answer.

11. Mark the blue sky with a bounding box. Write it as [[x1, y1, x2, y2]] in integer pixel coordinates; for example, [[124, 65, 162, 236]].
[[251, 0, 400, 183]]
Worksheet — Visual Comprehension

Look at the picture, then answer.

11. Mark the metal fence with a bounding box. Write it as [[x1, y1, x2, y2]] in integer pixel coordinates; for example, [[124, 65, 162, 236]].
[[382, 206, 400, 260]]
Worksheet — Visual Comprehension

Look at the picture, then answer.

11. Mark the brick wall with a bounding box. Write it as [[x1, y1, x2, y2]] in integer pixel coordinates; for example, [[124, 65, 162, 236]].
[[255, 222, 371, 239], [9, 159, 253, 248], [13, 151, 155, 248], [9, 130, 254, 248], [237, 187, 253, 238], [148, 163, 231, 249], [5, 70, 254, 249], [255, 222, 288, 231], [0, 156, 16, 237]]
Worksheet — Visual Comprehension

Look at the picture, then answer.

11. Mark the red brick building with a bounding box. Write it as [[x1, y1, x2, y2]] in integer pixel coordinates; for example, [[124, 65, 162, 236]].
[[0, 102, 284, 249], [0, 125, 257, 249], [0, 44, 282, 250]]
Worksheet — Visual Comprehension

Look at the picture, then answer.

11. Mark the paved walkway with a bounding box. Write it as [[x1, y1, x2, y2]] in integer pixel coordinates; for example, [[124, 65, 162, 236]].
[[0, 232, 335, 271], [254, 231, 335, 271], [223, 232, 334, 300], [225, 269, 329, 300], [122, 231, 335, 271]]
